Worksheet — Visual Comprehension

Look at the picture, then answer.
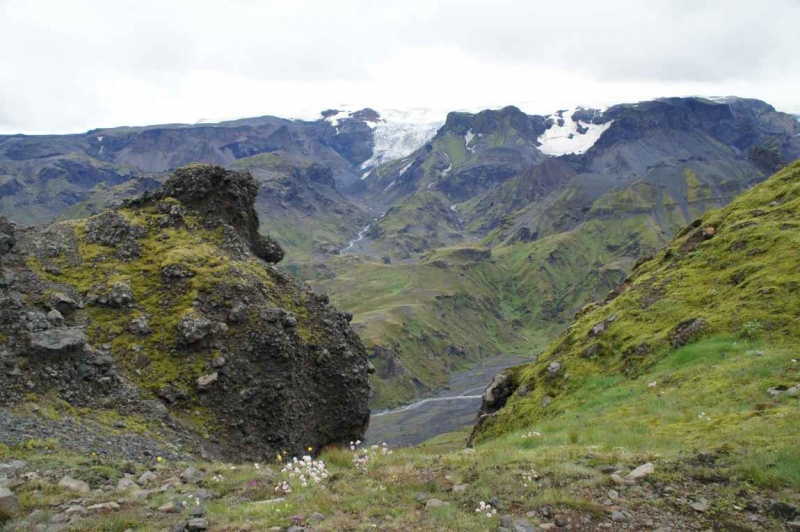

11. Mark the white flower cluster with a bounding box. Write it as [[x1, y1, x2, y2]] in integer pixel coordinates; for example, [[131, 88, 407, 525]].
[[274, 455, 329, 493], [475, 501, 497, 518], [522, 468, 540, 487], [521, 431, 542, 439], [351, 441, 393, 471]]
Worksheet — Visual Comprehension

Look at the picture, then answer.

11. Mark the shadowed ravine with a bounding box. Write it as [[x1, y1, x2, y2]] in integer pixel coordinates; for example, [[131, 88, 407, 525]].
[[365, 354, 534, 447]]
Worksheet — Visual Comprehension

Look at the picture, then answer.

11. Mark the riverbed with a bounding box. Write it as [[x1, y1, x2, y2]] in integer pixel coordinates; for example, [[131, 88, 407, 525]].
[[365, 354, 534, 447]]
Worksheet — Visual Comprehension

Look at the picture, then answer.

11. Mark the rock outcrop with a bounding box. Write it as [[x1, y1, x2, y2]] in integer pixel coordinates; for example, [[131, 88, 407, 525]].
[[0, 164, 370, 461]]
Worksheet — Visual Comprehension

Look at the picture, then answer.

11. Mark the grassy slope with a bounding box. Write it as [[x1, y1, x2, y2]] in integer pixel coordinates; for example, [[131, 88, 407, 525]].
[[472, 161, 800, 457], [4, 334, 796, 531], [315, 250, 527, 407]]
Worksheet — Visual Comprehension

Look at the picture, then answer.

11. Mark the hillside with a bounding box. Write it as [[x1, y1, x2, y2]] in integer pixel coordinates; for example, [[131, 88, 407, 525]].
[[1, 164, 798, 531]]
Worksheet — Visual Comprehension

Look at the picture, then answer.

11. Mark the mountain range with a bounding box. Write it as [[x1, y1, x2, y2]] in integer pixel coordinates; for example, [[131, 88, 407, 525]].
[[1, 96, 799, 408]]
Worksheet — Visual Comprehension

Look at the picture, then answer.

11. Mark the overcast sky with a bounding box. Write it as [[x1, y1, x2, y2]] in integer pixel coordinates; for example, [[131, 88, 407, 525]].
[[1, 0, 799, 134]]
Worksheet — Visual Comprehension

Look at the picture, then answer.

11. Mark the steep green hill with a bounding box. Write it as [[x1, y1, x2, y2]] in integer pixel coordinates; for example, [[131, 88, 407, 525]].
[[471, 161, 800, 450]]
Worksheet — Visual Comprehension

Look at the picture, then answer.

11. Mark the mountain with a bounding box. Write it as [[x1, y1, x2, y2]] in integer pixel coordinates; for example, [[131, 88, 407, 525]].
[[0, 164, 370, 461], [320, 97, 800, 407], [354, 97, 800, 258]]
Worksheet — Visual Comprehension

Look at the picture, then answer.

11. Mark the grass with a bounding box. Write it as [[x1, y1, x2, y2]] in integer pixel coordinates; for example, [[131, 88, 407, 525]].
[[474, 161, 800, 444]]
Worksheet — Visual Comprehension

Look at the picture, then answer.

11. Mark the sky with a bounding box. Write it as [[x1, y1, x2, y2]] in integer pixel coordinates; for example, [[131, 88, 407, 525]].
[[1, 0, 799, 134]]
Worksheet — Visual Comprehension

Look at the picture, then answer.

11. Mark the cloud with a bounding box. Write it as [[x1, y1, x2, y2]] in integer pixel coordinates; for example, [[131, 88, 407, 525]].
[[0, 0, 798, 134]]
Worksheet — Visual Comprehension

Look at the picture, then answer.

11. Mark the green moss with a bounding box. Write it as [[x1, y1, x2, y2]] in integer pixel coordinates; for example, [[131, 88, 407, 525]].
[[474, 161, 800, 453]]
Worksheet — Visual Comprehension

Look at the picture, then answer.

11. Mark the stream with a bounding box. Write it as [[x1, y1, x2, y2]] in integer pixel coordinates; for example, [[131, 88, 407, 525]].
[[365, 354, 534, 447]]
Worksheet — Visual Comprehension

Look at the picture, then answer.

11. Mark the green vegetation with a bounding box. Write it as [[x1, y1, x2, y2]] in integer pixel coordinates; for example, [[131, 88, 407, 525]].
[[474, 160, 800, 443]]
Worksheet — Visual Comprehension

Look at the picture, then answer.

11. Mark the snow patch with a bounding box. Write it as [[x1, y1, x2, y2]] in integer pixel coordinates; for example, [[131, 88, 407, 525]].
[[362, 120, 441, 169], [464, 129, 476, 153], [450, 204, 458, 212], [537, 108, 613, 156], [441, 163, 452, 177], [361, 171, 371, 180], [398, 161, 414, 176], [96, 136, 104, 142], [324, 109, 352, 128]]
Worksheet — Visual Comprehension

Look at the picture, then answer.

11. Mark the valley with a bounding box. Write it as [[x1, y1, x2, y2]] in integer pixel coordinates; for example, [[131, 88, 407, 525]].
[[1, 96, 799, 531], [366, 353, 533, 447]]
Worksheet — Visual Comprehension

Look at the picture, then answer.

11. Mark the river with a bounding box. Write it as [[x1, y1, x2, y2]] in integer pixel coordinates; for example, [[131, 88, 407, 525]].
[[365, 354, 534, 447]]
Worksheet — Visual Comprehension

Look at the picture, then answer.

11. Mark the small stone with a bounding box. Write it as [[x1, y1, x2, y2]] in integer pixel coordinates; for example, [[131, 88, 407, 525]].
[[452, 484, 469, 492], [116, 477, 139, 491], [129, 316, 152, 336], [87, 502, 121, 512], [0, 487, 22, 519], [252, 498, 285, 505], [138, 471, 157, 484], [511, 519, 533, 532], [611, 510, 627, 522], [58, 476, 89, 493], [178, 313, 212, 344], [282, 312, 298, 330], [187, 518, 208, 531], [309, 511, 325, 521], [547, 361, 562, 378], [425, 498, 445, 509], [211, 356, 226, 368], [785, 521, 800, 531], [611, 473, 634, 486], [64, 504, 86, 515], [690, 499, 709, 512], [180, 467, 203, 484], [196, 372, 218, 391], [189, 505, 205, 517], [607, 489, 619, 500], [553, 515, 568, 527], [159, 501, 179, 513], [46, 292, 78, 314], [46, 309, 64, 326], [30, 328, 86, 358], [626, 462, 654, 481]]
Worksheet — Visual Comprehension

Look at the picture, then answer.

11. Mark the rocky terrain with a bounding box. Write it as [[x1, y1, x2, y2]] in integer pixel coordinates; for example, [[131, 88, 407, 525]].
[[0, 162, 797, 532], [0, 164, 370, 464]]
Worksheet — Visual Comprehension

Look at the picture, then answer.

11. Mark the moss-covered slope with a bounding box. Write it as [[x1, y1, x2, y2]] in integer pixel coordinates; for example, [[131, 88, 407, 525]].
[[472, 160, 800, 443], [0, 165, 370, 461]]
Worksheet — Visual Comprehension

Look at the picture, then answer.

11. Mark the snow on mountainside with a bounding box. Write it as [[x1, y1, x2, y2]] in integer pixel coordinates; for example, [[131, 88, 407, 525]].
[[321, 106, 444, 172], [536, 107, 613, 156]]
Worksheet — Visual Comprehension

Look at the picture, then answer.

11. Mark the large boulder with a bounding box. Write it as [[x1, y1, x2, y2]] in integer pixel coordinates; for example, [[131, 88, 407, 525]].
[[131, 164, 285, 263], [0, 165, 370, 462]]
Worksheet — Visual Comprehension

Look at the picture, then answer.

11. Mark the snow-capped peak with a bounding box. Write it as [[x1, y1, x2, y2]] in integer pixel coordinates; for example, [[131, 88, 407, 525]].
[[536, 107, 613, 156]]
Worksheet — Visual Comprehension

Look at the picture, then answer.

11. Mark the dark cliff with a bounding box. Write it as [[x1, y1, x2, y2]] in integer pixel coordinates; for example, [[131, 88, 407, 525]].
[[0, 164, 370, 461]]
